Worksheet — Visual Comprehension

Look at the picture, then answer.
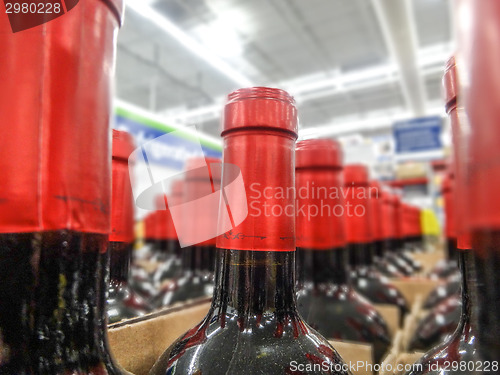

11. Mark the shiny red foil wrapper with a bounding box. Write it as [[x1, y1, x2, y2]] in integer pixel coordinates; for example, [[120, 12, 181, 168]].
[[344, 165, 372, 244], [217, 87, 298, 252], [444, 56, 472, 250], [369, 181, 383, 242], [110, 130, 135, 243], [401, 203, 413, 239], [381, 191, 396, 240], [296, 139, 345, 250], [183, 157, 222, 246], [442, 173, 457, 239], [154, 195, 177, 241], [393, 194, 404, 240], [460, 0, 500, 233], [144, 213, 155, 240], [0, 1, 122, 234]]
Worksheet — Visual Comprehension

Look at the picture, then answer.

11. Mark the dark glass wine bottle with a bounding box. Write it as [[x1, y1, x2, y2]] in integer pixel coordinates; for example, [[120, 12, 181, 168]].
[[150, 87, 351, 375], [376, 190, 405, 278], [107, 130, 150, 324], [381, 194, 416, 276], [392, 196, 421, 273], [406, 56, 482, 374], [152, 190, 183, 285], [343, 170, 409, 327], [153, 160, 220, 307], [295, 150, 391, 365], [0, 1, 126, 373], [459, 8, 500, 364], [428, 172, 459, 279]]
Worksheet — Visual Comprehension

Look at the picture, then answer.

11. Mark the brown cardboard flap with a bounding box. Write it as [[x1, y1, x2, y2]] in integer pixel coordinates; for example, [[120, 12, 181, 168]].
[[411, 252, 444, 273], [329, 340, 373, 375], [390, 279, 440, 306], [374, 304, 399, 338], [108, 299, 211, 375]]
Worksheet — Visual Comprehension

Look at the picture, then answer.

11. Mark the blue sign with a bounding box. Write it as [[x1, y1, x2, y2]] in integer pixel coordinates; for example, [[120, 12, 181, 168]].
[[393, 116, 443, 153], [114, 106, 222, 170]]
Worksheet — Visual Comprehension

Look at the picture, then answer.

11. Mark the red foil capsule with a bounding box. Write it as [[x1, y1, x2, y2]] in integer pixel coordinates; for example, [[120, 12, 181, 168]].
[[442, 172, 457, 240], [393, 193, 404, 240], [343, 164, 372, 244], [295, 139, 345, 250], [110, 130, 135, 243], [217, 87, 298, 252], [369, 180, 383, 242], [381, 190, 396, 240], [460, 0, 500, 233], [0, 1, 123, 234], [444, 56, 472, 250], [182, 157, 222, 246], [155, 195, 177, 241]]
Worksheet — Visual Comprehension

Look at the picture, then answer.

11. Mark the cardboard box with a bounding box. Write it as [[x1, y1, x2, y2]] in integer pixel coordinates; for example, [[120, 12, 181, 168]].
[[108, 299, 380, 375]]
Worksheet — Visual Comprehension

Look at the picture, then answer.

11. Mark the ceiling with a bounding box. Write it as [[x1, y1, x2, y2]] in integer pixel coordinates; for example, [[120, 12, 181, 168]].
[[116, 0, 454, 138]]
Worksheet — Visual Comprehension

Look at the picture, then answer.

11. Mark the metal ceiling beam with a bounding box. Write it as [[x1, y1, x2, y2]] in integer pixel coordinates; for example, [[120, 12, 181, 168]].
[[371, 0, 427, 117]]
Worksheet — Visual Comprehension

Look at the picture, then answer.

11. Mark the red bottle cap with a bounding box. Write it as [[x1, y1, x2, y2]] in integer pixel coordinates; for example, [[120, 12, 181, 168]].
[[443, 56, 458, 113], [344, 164, 370, 186], [182, 157, 222, 246], [110, 130, 135, 243], [217, 87, 297, 252], [154, 194, 177, 241], [222, 87, 298, 137], [295, 139, 345, 250], [393, 194, 404, 240], [369, 180, 383, 242], [0, 1, 122, 234], [184, 157, 223, 181], [296, 139, 343, 169], [381, 190, 395, 239], [442, 172, 457, 239], [460, 0, 500, 234], [344, 165, 372, 244]]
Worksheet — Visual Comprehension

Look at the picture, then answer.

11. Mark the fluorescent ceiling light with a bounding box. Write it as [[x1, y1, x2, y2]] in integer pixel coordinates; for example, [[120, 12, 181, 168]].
[[127, 0, 252, 87]]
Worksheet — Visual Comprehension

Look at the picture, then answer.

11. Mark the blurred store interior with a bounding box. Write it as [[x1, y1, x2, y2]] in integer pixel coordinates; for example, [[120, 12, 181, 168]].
[[115, 0, 454, 227]]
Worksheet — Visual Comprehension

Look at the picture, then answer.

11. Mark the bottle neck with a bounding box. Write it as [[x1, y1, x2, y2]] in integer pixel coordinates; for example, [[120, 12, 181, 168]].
[[458, 249, 476, 330], [0, 231, 116, 373], [347, 242, 374, 267], [296, 247, 350, 285], [373, 240, 384, 258], [181, 245, 208, 273], [212, 249, 298, 324], [109, 241, 132, 282], [447, 237, 458, 262]]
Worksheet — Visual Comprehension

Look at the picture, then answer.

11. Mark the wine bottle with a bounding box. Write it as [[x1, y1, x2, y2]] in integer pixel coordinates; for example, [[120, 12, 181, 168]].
[[150, 87, 351, 375], [295, 152, 391, 364], [406, 56, 482, 375], [459, 3, 500, 363], [154, 158, 220, 307], [385, 194, 417, 275], [428, 172, 459, 279], [343, 170, 409, 327], [376, 190, 405, 278], [107, 130, 150, 324], [152, 192, 183, 285], [0, 1, 126, 373]]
